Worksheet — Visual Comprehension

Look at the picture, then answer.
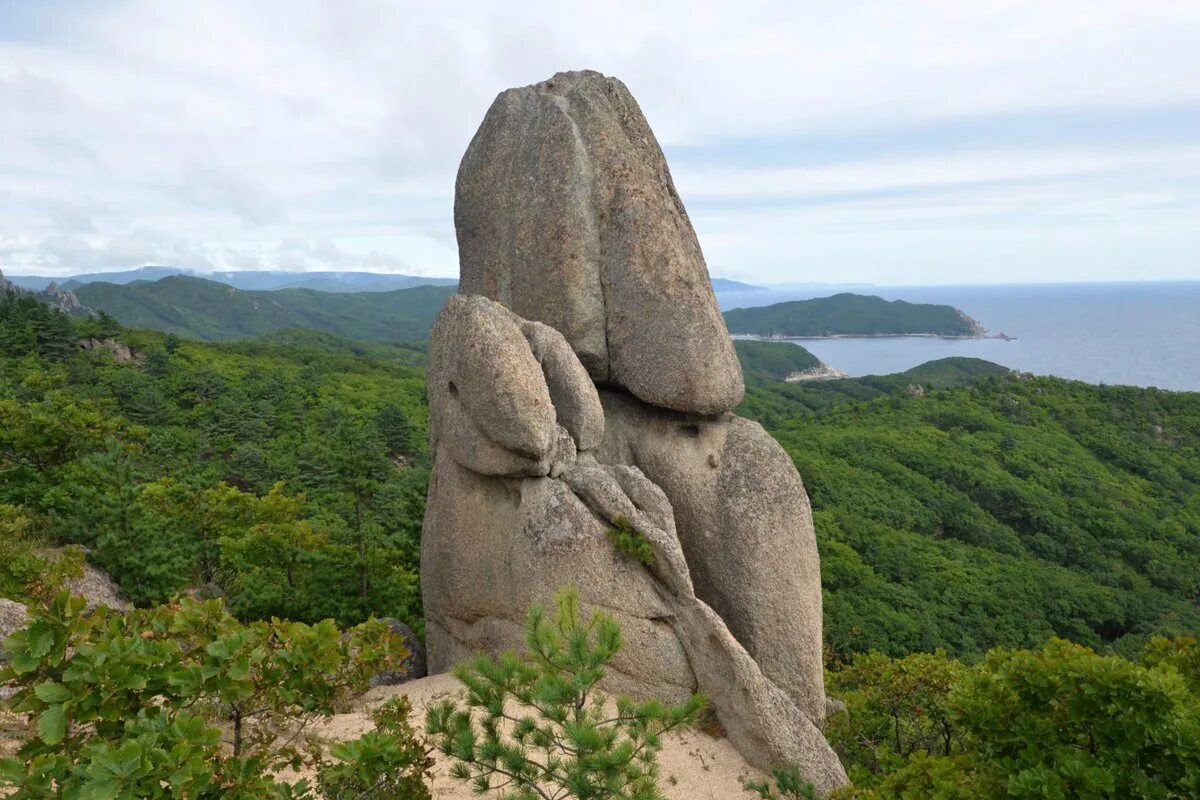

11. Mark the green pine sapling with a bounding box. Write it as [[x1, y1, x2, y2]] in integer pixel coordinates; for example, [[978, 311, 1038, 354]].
[[426, 586, 705, 800], [745, 764, 818, 799], [606, 517, 656, 566]]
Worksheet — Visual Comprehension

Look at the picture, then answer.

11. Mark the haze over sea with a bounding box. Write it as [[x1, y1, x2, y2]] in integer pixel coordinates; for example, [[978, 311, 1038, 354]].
[[716, 282, 1200, 392]]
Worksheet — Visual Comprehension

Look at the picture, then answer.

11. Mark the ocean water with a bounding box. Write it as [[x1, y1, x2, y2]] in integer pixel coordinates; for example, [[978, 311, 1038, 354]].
[[716, 282, 1200, 392]]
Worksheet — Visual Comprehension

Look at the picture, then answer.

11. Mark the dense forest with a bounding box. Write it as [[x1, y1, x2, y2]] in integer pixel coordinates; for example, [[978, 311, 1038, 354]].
[[723, 293, 985, 338], [2, 289, 1199, 797], [741, 361, 1200, 659], [3, 289, 1197, 656], [0, 291, 430, 629]]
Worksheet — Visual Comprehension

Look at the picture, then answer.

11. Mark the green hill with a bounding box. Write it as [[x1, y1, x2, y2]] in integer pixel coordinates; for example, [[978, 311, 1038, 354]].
[[723, 293, 985, 337], [901, 356, 1013, 386], [73, 276, 455, 341], [733, 339, 823, 382], [738, 357, 1012, 425], [739, 363, 1200, 659]]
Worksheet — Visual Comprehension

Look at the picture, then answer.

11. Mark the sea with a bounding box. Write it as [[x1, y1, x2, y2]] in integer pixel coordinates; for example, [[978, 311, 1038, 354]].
[[715, 282, 1200, 392]]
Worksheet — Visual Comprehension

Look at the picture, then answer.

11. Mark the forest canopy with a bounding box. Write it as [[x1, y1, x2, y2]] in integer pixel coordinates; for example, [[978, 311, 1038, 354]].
[[2, 289, 1198, 661]]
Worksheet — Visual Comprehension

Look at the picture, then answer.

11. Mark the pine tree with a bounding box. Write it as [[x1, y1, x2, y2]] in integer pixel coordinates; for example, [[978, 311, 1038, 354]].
[[376, 402, 415, 458], [426, 587, 705, 800]]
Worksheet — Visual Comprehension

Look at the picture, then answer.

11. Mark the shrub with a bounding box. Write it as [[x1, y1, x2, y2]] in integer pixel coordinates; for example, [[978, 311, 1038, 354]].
[[953, 639, 1200, 799], [316, 696, 434, 800], [825, 650, 965, 783], [0, 504, 86, 608], [1142, 635, 1200, 694], [426, 586, 704, 800], [827, 639, 1200, 799], [0, 592, 424, 799], [745, 764, 818, 799]]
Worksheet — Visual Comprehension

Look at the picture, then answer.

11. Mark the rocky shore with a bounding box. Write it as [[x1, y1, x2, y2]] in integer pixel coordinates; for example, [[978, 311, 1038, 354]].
[[785, 364, 848, 382]]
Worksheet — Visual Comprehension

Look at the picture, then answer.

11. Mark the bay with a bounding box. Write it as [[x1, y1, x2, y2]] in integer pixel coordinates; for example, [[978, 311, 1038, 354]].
[[716, 282, 1200, 391]]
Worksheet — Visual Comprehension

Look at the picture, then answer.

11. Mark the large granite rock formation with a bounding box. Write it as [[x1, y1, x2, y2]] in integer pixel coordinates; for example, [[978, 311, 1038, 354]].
[[423, 70, 847, 793], [455, 70, 743, 416]]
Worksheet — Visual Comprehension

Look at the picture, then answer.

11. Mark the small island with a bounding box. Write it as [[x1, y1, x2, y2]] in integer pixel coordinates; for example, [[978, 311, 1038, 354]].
[[723, 292, 986, 338]]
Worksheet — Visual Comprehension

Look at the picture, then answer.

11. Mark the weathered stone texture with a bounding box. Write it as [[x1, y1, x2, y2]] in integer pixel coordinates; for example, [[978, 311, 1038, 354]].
[[422, 71, 846, 793], [456, 70, 743, 415]]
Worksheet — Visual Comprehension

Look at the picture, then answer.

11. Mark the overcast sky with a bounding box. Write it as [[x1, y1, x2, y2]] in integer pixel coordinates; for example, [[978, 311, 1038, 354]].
[[2, 1, 1198, 285]]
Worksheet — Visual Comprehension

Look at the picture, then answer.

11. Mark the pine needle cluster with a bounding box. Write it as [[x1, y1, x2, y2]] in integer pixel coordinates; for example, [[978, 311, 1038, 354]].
[[426, 587, 704, 800]]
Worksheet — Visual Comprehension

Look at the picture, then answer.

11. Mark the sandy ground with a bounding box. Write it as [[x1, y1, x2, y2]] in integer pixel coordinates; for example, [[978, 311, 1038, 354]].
[[313, 673, 767, 799], [0, 673, 766, 798], [1, 561, 764, 796]]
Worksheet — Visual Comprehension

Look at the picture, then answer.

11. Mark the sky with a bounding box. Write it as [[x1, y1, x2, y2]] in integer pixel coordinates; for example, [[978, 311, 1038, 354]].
[[1, 0, 1198, 286]]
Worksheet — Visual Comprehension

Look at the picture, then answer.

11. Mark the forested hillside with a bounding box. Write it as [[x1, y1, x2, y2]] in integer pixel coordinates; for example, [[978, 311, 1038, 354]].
[[0, 291, 429, 629], [759, 373, 1200, 659], [4, 290, 1200, 797], [73, 276, 455, 341], [723, 292, 985, 337], [3, 291, 1196, 663]]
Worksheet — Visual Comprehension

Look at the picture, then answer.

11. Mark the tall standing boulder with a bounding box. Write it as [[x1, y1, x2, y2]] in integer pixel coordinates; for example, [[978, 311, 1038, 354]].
[[424, 71, 847, 794], [456, 70, 744, 415]]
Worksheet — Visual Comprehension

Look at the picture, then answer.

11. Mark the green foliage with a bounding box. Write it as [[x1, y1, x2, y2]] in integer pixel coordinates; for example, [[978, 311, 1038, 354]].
[[733, 339, 821, 383], [426, 587, 705, 800], [745, 369, 1200, 659], [723, 294, 982, 338], [825, 651, 965, 782], [0, 592, 417, 799], [0, 317, 429, 630], [607, 516, 657, 566], [745, 764, 818, 799], [958, 639, 1200, 798], [316, 696, 434, 800], [1142, 635, 1200, 694], [6, 288, 1200, 798], [899, 357, 1012, 387], [73, 276, 455, 342], [0, 292, 77, 360], [0, 505, 84, 603], [826, 639, 1200, 799], [0, 505, 48, 602]]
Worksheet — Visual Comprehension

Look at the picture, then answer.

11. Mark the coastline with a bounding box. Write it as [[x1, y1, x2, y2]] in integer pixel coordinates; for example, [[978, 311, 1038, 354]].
[[784, 364, 848, 382], [730, 332, 1009, 342]]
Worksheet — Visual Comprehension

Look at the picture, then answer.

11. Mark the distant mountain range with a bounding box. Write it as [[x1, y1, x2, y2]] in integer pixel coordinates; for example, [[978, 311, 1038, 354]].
[[29, 275, 987, 345], [7, 267, 767, 295], [0, 268, 88, 313], [710, 278, 766, 292], [72, 276, 455, 341], [6, 266, 458, 293], [723, 293, 985, 338]]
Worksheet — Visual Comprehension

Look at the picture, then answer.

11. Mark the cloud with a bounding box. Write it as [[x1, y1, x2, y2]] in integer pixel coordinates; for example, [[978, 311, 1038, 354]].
[[0, 0, 1198, 283], [274, 237, 411, 272]]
